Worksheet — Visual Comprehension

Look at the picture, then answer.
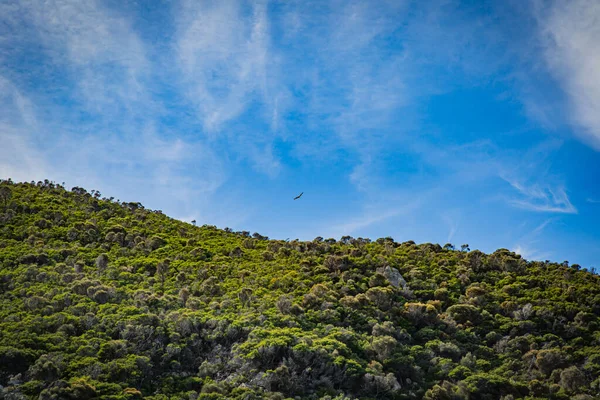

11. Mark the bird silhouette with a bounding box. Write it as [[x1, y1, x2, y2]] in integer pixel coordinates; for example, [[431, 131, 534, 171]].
[[294, 192, 303, 200]]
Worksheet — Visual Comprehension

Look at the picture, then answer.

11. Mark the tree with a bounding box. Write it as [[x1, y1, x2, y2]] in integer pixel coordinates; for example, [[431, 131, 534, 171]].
[[366, 287, 393, 309], [341, 235, 354, 245], [179, 287, 190, 306], [372, 336, 398, 361], [276, 295, 293, 314], [461, 244, 470, 252], [0, 186, 11, 209], [446, 304, 481, 324], [424, 381, 457, 400], [239, 287, 253, 306], [559, 366, 586, 392], [157, 260, 169, 290], [535, 349, 566, 375], [95, 253, 109, 270]]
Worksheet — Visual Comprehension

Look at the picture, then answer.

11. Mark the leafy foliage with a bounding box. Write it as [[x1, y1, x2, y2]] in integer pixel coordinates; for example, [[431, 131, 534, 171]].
[[0, 179, 599, 399]]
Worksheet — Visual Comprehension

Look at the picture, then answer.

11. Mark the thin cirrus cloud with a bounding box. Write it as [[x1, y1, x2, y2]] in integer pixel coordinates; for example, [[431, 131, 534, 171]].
[[535, 0, 600, 149], [513, 244, 553, 262], [501, 175, 577, 214], [512, 218, 556, 261], [0, 0, 225, 216], [496, 138, 578, 215], [15, 0, 148, 116], [176, 0, 273, 134], [324, 195, 426, 240], [0, 76, 48, 183]]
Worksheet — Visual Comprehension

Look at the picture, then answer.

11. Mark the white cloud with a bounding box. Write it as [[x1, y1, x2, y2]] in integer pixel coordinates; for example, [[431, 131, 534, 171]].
[[329, 208, 406, 238], [496, 139, 577, 214], [442, 211, 460, 243], [536, 0, 600, 149], [0, 0, 230, 220], [0, 76, 48, 182], [0, 129, 49, 183], [52, 127, 226, 209], [407, 137, 577, 215], [245, 143, 281, 178], [303, 1, 409, 147], [349, 157, 374, 192], [503, 178, 577, 214], [531, 218, 555, 235], [0, 78, 225, 223], [513, 244, 552, 261], [176, 0, 274, 133], [173, 0, 412, 182], [324, 187, 440, 238], [15, 0, 149, 116], [512, 218, 556, 261]]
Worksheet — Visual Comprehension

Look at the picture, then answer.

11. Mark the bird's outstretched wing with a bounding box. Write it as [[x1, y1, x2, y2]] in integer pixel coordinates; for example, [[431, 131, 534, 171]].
[[294, 192, 303, 200]]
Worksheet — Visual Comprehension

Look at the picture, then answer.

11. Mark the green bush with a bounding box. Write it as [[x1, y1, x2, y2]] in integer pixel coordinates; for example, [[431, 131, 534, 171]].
[[0, 180, 598, 399]]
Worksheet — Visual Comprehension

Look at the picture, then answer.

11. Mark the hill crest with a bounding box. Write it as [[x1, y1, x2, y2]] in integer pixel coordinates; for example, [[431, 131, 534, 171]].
[[0, 179, 599, 400]]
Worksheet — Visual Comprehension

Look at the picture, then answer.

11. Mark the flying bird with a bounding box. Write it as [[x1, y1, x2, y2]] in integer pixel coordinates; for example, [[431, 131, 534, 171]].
[[294, 192, 303, 200]]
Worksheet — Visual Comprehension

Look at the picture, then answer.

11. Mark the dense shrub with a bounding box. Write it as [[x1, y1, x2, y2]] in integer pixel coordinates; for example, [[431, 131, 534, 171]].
[[0, 180, 599, 399]]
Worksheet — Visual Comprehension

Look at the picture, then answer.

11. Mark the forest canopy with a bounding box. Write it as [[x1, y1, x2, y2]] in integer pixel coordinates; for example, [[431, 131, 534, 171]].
[[0, 179, 599, 400]]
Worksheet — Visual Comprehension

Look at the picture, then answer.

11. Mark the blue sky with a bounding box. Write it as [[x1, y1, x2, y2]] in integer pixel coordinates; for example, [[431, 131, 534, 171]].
[[1, 0, 599, 268]]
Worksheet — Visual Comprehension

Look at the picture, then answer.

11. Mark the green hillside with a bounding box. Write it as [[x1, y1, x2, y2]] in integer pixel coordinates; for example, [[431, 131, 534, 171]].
[[0, 179, 599, 400]]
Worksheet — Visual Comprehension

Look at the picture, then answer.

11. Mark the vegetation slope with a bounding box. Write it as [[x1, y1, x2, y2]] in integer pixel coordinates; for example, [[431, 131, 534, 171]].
[[0, 180, 599, 400]]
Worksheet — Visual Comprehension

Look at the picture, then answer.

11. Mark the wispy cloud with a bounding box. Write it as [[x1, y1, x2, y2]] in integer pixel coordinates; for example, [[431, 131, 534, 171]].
[[513, 244, 553, 261], [324, 186, 439, 238], [531, 218, 556, 235], [407, 137, 577, 215], [274, 1, 414, 184], [328, 208, 408, 239], [176, 0, 274, 133], [15, 0, 149, 117], [512, 218, 556, 261], [535, 0, 600, 149], [0, 76, 48, 182], [496, 140, 577, 214], [442, 211, 461, 243], [0, 0, 226, 220], [502, 177, 577, 214]]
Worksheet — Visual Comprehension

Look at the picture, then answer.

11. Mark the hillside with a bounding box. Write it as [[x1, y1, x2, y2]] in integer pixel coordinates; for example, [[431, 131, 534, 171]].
[[0, 180, 599, 400]]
